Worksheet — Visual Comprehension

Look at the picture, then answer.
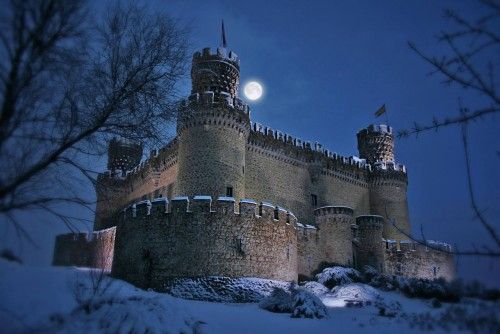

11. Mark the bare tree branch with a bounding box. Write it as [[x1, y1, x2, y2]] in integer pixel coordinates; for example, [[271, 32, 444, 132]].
[[0, 0, 190, 233]]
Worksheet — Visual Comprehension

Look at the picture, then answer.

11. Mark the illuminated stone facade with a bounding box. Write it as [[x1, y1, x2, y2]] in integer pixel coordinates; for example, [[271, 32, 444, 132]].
[[53, 43, 455, 286]]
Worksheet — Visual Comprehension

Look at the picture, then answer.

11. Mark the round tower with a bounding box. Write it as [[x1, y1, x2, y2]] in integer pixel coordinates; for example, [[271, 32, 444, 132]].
[[314, 206, 354, 267], [356, 215, 385, 272], [107, 138, 143, 174], [357, 124, 394, 164], [357, 124, 410, 240], [176, 43, 250, 201]]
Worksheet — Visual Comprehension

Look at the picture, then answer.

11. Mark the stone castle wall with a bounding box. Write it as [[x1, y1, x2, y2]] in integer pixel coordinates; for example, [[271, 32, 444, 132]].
[[111, 197, 298, 290], [369, 169, 410, 240], [94, 140, 179, 230], [52, 227, 116, 271], [175, 97, 250, 203], [383, 240, 455, 281], [297, 225, 321, 279], [245, 128, 371, 225]]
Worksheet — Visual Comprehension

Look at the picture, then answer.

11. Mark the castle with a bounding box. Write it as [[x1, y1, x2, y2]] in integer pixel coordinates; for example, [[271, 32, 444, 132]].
[[53, 36, 455, 290]]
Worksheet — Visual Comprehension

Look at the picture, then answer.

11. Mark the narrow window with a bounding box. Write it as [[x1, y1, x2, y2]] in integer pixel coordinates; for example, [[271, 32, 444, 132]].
[[311, 194, 318, 207], [226, 186, 233, 197], [433, 266, 437, 277]]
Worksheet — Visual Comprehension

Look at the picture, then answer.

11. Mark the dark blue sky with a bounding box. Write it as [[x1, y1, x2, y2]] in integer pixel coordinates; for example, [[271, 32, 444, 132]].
[[2, 0, 498, 286]]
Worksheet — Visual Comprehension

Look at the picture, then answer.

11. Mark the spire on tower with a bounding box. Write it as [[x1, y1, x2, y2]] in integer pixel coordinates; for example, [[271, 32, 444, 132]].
[[221, 20, 227, 48]]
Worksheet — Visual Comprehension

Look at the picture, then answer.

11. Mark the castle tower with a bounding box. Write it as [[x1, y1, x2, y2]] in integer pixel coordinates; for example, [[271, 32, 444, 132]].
[[107, 138, 143, 174], [357, 125, 410, 240], [357, 124, 394, 164], [355, 215, 385, 272], [175, 26, 250, 201], [314, 206, 354, 266]]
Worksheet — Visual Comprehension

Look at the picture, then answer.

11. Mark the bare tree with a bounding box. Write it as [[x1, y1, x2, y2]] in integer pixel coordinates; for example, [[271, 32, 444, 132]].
[[395, 0, 499, 258], [401, 0, 499, 137], [0, 0, 189, 234]]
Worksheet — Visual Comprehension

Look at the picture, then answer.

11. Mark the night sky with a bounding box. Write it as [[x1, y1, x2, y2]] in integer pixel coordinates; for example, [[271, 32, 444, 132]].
[[2, 0, 498, 286]]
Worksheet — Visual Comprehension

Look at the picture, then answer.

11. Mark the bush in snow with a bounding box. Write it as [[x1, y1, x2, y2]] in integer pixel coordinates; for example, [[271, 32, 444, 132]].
[[167, 276, 290, 303], [361, 265, 396, 291], [398, 277, 461, 302], [259, 285, 328, 319], [301, 281, 329, 297], [291, 288, 328, 319], [315, 266, 362, 289], [331, 283, 381, 305], [258, 287, 293, 313]]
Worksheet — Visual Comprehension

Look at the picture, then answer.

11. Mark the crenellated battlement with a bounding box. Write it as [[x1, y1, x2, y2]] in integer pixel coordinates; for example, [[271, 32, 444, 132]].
[[112, 196, 299, 286], [383, 239, 455, 281], [121, 196, 299, 228], [193, 47, 240, 66], [383, 239, 453, 253], [357, 124, 395, 164], [181, 92, 250, 115], [361, 124, 393, 135], [100, 138, 178, 183], [248, 123, 371, 185], [313, 205, 354, 217], [368, 168, 408, 184], [53, 227, 116, 271], [356, 215, 385, 229]]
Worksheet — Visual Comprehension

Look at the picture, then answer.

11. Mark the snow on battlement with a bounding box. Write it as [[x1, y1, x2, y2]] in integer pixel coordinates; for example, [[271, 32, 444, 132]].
[[121, 196, 299, 227], [250, 122, 373, 172], [193, 47, 240, 64]]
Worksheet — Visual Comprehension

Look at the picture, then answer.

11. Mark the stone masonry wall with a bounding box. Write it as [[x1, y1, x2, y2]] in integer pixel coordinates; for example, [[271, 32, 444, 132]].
[[314, 206, 354, 267], [384, 240, 455, 281], [94, 140, 179, 230], [111, 198, 298, 291], [369, 170, 410, 240], [175, 104, 249, 203], [297, 225, 321, 279], [52, 227, 116, 271], [245, 130, 371, 225]]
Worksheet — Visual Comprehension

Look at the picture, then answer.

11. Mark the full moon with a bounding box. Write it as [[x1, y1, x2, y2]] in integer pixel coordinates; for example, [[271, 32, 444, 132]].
[[244, 81, 263, 101]]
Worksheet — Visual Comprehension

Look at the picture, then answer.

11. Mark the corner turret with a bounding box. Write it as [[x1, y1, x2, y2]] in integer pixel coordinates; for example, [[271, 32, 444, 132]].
[[357, 124, 394, 164], [358, 124, 410, 240], [355, 215, 385, 272], [107, 138, 143, 174]]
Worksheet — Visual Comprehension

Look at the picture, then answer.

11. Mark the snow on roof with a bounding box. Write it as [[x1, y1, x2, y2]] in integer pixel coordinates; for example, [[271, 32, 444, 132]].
[[136, 200, 151, 206], [316, 205, 353, 211], [193, 195, 212, 201], [356, 215, 384, 220], [217, 196, 235, 202], [152, 197, 169, 203], [240, 198, 257, 205], [172, 196, 189, 201], [260, 201, 274, 208], [276, 206, 287, 212], [305, 224, 317, 230]]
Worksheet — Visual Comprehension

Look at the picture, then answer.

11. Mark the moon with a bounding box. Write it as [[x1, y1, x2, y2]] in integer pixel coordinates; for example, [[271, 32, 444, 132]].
[[244, 81, 263, 101]]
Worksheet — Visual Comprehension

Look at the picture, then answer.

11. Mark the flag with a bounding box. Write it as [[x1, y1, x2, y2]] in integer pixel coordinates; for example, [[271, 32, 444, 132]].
[[375, 104, 386, 117], [221, 20, 227, 48]]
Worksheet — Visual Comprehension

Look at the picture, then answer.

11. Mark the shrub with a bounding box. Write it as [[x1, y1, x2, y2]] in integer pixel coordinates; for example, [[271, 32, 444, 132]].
[[315, 266, 362, 289], [258, 287, 293, 313], [301, 281, 329, 296], [291, 288, 328, 319]]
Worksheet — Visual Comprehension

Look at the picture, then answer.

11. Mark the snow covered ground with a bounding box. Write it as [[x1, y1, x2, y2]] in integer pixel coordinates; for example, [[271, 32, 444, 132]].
[[0, 259, 497, 333]]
